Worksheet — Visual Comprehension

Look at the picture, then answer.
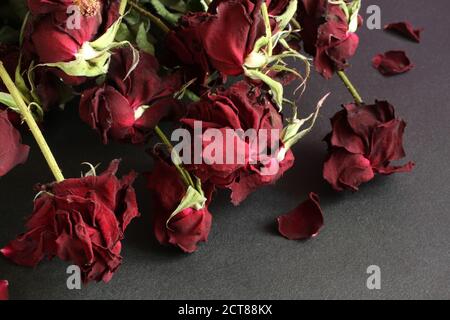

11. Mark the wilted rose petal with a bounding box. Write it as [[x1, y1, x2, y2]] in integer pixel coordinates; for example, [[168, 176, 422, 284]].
[[0, 280, 8, 300], [0, 111, 30, 177], [277, 193, 324, 240], [372, 51, 414, 76], [384, 22, 423, 43]]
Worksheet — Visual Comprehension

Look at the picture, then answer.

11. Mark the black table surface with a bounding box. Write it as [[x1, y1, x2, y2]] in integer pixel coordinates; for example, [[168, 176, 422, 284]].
[[0, 0, 449, 300]]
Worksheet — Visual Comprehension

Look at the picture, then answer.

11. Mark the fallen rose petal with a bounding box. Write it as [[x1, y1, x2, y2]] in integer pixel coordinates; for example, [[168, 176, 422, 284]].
[[277, 193, 324, 240], [384, 22, 423, 43], [372, 51, 414, 76], [0, 111, 30, 177], [0, 280, 8, 300]]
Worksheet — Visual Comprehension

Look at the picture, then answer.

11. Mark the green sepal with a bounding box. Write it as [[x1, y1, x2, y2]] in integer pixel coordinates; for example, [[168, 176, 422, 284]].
[[166, 178, 207, 228], [0, 92, 19, 112], [281, 93, 330, 150], [244, 68, 284, 111]]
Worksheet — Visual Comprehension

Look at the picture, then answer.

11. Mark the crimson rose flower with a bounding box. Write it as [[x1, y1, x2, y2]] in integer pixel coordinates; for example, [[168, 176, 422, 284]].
[[1, 160, 139, 283], [147, 156, 213, 253], [0, 111, 30, 177], [167, 0, 274, 81], [23, 0, 120, 84], [298, 0, 360, 79], [323, 101, 414, 191], [79, 48, 182, 144], [181, 81, 294, 205], [0, 280, 8, 300]]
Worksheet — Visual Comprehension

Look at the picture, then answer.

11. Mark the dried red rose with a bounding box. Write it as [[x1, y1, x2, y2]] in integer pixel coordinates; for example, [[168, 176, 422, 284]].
[[181, 81, 294, 205], [1, 160, 139, 283], [0, 280, 8, 300], [298, 0, 361, 79], [323, 101, 414, 191], [384, 22, 423, 43], [23, 0, 120, 84], [277, 193, 324, 240], [167, 0, 273, 81], [147, 156, 213, 253], [0, 111, 30, 177], [79, 48, 183, 144], [372, 50, 414, 76]]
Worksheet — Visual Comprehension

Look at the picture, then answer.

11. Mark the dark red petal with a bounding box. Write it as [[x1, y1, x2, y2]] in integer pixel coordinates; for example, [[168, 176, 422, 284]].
[[323, 148, 374, 191], [277, 192, 324, 240], [372, 50, 414, 76], [0, 280, 8, 300], [329, 109, 365, 154], [0, 111, 30, 177], [384, 22, 423, 43]]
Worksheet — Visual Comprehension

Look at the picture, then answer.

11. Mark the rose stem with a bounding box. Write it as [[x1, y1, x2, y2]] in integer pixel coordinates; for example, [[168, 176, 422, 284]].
[[128, 0, 170, 34], [0, 62, 65, 182], [337, 70, 363, 104], [154, 125, 195, 188], [261, 2, 273, 57]]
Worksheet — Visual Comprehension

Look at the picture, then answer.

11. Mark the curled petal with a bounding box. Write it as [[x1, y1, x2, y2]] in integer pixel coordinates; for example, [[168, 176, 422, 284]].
[[384, 22, 423, 43], [372, 51, 414, 76], [323, 148, 374, 191], [277, 192, 324, 240]]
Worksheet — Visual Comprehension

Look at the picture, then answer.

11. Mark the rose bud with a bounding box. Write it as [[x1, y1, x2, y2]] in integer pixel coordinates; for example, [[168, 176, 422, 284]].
[[1, 160, 140, 283], [0, 111, 30, 177], [0, 280, 8, 300], [181, 81, 295, 205], [323, 101, 414, 191], [79, 48, 183, 144], [298, 0, 361, 79], [147, 155, 213, 253]]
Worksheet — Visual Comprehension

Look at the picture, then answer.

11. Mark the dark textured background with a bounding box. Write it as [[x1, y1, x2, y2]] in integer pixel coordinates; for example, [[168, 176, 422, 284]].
[[0, 0, 449, 300]]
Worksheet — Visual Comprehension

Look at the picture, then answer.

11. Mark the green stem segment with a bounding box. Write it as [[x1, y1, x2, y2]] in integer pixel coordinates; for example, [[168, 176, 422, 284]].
[[261, 2, 273, 57], [128, 0, 171, 34], [337, 70, 363, 104], [0, 62, 64, 182], [154, 125, 195, 188]]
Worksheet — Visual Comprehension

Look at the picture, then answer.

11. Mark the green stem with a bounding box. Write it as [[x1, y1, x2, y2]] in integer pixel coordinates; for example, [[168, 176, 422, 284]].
[[0, 62, 64, 182], [337, 70, 363, 104], [128, 0, 171, 34], [261, 2, 273, 57], [154, 125, 195, 188]]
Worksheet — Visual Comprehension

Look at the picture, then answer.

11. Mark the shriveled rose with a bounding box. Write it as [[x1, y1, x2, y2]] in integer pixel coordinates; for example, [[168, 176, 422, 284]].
[[1, 160, 139, 283], [23, 0, 120, 84], [0, 111, 30, 177], [298, 0, 361, 79], [0, 280, 8, 300], [79, 48, 183, 144], [167, 0, 281, 81], [181, 81, 294, 205], [323, 101, 414, 191], [146, 155, 213, 253]]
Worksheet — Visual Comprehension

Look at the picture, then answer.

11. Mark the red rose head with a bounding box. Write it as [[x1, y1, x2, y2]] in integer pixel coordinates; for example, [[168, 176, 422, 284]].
[[79, 48, 183, 144], [147, 156, 213, 253], [323, 101, 414, 191], [0, 280, 8, 300], [0, 111, 30, 177], [1, 160, 140, 283], [181, 81, 294, 205], [167, 0, 271, 80], [298, 0, 361, 79]]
